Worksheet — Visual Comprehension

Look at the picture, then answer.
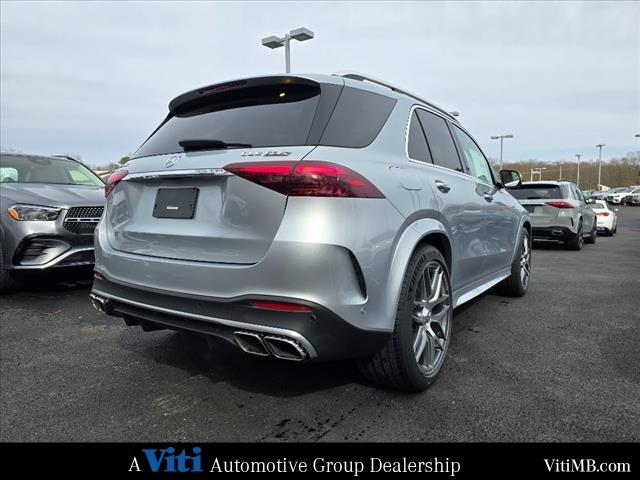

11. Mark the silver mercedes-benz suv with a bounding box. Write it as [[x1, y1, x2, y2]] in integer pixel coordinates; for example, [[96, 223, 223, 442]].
[[1, 153, 104, 291], [509, 180, 596, 250], [91, 72, 531, 391]]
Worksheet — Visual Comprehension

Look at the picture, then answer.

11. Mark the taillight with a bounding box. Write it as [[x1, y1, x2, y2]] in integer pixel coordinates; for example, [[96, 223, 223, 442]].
[[223, 161, 384, 198], [250, 300, 312, 312], [546, 201, 573, 208], [105, 170, 128, 197], [596, 211, 610, 217]]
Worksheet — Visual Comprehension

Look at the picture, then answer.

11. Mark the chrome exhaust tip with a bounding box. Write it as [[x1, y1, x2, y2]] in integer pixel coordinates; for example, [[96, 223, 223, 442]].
[[89, 293, 111, 314], [233, 331, 270, 356], [263, 335, 307, 361]]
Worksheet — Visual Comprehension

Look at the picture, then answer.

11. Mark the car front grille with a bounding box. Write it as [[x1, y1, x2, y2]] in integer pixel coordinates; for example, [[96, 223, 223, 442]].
[[63, 206, 104, 235]]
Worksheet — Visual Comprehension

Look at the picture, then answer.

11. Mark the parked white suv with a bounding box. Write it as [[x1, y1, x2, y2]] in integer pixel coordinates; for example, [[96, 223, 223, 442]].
[[606, 187, 637, 205]]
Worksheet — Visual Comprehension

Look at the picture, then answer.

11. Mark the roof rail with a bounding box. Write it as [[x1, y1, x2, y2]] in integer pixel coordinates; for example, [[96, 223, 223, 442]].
[[334, 71, 459, 122]]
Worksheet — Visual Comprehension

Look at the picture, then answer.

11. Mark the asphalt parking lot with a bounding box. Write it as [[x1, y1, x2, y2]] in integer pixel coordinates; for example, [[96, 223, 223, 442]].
[[1, 207, 638, 442]]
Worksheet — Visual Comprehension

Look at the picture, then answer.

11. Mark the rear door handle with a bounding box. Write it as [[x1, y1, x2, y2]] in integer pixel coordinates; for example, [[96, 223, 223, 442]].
[[435, 180, 451, 193]]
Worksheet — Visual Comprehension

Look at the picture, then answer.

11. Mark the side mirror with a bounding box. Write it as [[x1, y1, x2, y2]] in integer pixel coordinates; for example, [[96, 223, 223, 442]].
[[586, 198, 595, 204], [500, 169, 522, 188]]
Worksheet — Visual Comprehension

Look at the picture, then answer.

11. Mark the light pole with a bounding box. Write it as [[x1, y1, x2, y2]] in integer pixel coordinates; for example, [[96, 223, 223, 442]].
[[575, 154, 582, 188], [559, 164, 563, 180], [490, 134, 514, 171], [596, 143, 605, 189], [530, 167, 546, 181], [261, 27, 314, 73], [537, 167, 547, 180], [635, 135, 640, 172]]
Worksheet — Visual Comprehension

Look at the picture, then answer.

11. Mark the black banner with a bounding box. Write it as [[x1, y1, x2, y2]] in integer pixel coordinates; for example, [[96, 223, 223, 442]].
[[0, 443, 635, 476]]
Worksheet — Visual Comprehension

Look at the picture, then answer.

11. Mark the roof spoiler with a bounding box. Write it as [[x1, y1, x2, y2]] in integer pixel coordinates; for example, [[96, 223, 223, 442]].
[[168, 76, 319, 113]]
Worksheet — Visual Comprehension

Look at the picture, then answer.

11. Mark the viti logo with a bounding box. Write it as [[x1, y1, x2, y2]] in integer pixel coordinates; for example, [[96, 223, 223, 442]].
[[129, 446, 203, 473]]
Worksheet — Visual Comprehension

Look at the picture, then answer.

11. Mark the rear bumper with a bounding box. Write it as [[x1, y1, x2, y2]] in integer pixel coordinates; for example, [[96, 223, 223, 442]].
[[90, 275, 389, 361], [596, 218, 614, 230], [94, 196, 406, 333], [531, 226, 576, 241]]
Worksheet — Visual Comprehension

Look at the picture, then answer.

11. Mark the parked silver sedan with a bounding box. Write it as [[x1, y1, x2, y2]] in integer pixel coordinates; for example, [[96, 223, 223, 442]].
[[0, 153, 104, 290], [509, 180, 596, 250]]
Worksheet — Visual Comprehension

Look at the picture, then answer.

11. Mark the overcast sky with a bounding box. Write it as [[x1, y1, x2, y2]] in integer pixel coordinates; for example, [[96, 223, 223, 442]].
[[1, 1, 639, 166]]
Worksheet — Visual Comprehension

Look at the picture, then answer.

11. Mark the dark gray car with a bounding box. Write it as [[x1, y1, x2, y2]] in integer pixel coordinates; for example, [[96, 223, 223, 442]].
[[91, 72, 531, 391], [0, 153, 104, 290]]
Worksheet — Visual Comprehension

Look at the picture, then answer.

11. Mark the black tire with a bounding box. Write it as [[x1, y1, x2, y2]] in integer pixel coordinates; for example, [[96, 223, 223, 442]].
[[565, 220, 584, 250], [495, 227, 531, 297], [357, 244, 452, 392], [612, 223, 617, 235], [0, 243, 20, 293], [584, 221, 597, 244]]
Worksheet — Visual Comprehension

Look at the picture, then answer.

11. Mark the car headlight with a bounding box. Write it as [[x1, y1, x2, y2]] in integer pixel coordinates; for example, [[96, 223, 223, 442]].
[[7, 204, 61, 221]]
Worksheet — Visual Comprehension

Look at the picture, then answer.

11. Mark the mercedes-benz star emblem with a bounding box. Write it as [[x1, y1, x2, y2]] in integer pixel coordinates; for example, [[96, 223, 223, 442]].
[[164, 156, 180, 168]]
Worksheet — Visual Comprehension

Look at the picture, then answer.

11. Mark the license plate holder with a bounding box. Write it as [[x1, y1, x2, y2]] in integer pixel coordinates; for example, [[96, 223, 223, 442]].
[[152, 188, 199, 219]]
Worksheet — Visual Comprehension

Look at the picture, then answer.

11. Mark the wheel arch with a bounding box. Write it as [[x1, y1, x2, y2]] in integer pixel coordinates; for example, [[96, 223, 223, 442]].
[[382, 218, 451, 331]]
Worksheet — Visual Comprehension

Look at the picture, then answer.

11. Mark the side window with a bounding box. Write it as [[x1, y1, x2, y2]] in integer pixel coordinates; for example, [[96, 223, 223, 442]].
[[407, 112, 432, 163], [320, 87, 397, 148], [452, 126, 493, 184], [416, 109, 463, 172], [569, 185, 580, 200], [574, 186, 585, 202]]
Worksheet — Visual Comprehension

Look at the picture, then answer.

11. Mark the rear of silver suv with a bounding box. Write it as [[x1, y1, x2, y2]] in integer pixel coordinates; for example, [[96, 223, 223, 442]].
[[92, 73, 531, 391], [510, 181, 596, 250]]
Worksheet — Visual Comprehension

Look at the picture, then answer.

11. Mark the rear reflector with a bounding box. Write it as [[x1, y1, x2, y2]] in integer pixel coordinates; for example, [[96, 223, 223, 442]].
[[223, 161, 384, 198], [546, 201, 573, 208], [596, 211, 610, 217], [250, 300, 312, 312], [105, 170, 128, 197]]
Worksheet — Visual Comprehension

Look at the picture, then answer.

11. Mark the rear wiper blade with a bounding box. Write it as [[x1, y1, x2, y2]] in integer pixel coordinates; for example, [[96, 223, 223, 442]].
[[178, 139, 252, 152]]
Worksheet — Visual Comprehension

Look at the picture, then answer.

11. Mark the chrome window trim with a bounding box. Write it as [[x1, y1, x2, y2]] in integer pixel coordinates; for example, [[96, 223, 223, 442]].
[[404, 105, 498, 190]]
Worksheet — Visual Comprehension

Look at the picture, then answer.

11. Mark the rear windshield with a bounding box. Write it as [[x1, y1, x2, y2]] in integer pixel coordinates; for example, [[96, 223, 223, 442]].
[[134, 83, 322, 159], [133, 81, 397, 158], [510, 185, 564, 200], [0, 155, 103, 187]]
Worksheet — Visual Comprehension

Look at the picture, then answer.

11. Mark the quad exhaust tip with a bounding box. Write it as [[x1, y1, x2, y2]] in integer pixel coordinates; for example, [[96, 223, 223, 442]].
[[233, 331, 270, 356], [262, 335, 306, 361], [89, 293, 112, 314], [233, 331, 307, 361]]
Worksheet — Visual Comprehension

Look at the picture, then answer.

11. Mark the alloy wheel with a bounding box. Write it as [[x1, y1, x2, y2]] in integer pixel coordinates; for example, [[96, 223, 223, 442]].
[[520, 235, 531, 289], [578, 223, 584, 247], [412, 261, 451, 376]]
